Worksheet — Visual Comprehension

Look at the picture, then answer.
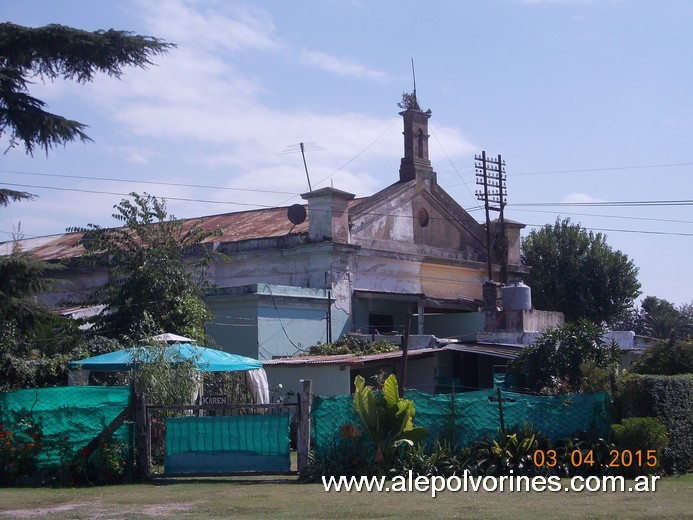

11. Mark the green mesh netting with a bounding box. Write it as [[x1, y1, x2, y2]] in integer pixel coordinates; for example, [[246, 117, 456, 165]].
[[164, 414, 291, 474], [312, 389, 612, 454], [0, 386, 133, 467]]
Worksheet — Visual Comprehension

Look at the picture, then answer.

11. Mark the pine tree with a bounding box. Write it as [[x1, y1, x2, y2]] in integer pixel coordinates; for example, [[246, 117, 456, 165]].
[[0, 22, 173, 203]]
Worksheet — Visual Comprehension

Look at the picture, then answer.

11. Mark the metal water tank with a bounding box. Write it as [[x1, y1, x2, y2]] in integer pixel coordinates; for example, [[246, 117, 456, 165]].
[[502, 281, 532, 311]]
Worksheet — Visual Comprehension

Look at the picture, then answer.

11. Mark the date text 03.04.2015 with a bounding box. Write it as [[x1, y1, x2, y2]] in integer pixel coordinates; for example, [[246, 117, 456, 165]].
[[532, 449, 658, 469]]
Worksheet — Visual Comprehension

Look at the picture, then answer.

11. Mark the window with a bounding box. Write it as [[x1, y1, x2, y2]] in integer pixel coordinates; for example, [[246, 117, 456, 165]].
[[418, 207, 429, 227], [368, 313, 394, 334]]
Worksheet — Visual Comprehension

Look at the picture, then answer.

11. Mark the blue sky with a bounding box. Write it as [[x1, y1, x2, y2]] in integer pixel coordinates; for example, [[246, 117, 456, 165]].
[[1, 0, 691, 307]]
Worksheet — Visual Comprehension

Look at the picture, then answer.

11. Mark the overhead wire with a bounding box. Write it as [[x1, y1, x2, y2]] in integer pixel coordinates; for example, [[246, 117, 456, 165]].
[[3, 150, 693, 241], [275, 118, 399, 206], [0, 169, 297, 195]]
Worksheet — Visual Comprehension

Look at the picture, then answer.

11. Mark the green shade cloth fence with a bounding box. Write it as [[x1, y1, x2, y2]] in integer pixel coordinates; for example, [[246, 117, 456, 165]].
[[0, 386, 133, 467], [312, 389, 612, 454], [164, 414, 292, 474]]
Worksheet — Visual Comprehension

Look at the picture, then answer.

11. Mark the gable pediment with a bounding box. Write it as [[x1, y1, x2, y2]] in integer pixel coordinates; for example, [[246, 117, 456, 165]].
[[349, 179, 488, 262]]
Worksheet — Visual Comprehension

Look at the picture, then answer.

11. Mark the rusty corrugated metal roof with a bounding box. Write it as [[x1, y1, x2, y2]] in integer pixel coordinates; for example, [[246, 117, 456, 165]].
[[3, 206, 312, 262], [263, 347, 440, 366], [4, 197, 370, 262]]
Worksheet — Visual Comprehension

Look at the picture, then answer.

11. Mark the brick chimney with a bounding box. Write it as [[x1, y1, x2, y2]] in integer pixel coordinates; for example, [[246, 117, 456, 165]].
[[301, 187, 355, 243]]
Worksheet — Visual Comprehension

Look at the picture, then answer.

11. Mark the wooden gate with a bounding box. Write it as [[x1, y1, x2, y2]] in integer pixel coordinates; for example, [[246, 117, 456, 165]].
[[135, 380, 312, 478]]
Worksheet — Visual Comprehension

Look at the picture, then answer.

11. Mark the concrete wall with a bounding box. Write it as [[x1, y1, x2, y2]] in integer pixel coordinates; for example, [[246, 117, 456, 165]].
[[503, 309, 565, 333], [206, 284, 338, 360], [424, 312, 485, 338], [206, 292, 259, 359], [420, 263, 486, 302], [351, 354, 442, 395], [264, 364, 351, 398]]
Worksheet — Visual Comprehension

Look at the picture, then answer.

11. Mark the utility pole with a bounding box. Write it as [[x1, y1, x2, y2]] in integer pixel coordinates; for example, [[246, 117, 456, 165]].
[[475, 151, 508, 282]]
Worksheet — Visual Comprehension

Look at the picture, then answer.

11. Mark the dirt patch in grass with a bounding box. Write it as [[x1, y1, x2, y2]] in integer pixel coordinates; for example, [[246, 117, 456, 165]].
[[2, 501, 196, 519], [140, 502, 195, 516], [2, 503, 89, 518]]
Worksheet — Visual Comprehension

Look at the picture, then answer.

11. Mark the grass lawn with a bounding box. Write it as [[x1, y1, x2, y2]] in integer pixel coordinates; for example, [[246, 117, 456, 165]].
[[0, 474, 691, 520]]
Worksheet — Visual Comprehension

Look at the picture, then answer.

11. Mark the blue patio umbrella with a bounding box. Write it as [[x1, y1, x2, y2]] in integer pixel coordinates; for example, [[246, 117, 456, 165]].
[[67, 343, 262, 372]]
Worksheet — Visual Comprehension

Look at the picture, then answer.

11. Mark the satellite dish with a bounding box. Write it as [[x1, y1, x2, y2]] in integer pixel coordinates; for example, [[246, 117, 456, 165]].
[[287, 204, 307, 225]]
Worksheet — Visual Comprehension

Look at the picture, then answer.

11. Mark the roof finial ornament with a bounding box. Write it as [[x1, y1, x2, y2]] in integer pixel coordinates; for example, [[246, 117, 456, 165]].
[[397, 58, 430, 113]]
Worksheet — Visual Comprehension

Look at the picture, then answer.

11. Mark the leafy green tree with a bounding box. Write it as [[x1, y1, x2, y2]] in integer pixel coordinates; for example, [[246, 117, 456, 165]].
[[70, 192, 218, 343], [609, 296, 691, 340], [0, 244, 122, 390], [0, 244, 62, 334], [521, 218, 641, 324], [630, 339, 693, 375], [640, 296, 683, 340], [510, 320, 618, 394], [0, 247, 61, 388], [679, 302, 693, 341]]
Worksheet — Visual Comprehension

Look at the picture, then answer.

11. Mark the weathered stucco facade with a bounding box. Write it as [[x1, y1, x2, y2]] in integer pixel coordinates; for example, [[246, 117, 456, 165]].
[[4, 101, 531, 365]]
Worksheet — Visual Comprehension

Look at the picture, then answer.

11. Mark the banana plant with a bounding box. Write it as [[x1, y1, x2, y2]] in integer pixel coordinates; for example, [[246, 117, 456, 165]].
[[351, 374, 428, 468]]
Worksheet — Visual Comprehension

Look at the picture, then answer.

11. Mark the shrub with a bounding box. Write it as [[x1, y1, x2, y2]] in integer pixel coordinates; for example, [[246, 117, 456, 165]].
[[630, 339, 693, 375], [552, 435, 615, 477], [299, 437, 375, 483], [0, 414, 44, 485], [615, 373, 693, 473], [68, 437, 131, 486], [510, 320, 618, 394], [393, 441, 462, 478], [610, 417, 668, 477], [306, 336, 399, 356], [462, 423, 547, 476], [346, 374, 428, 471]]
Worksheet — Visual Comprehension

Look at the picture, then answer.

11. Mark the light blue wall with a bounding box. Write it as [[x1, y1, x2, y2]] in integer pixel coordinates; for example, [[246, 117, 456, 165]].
[[206, 293, 259, 359], [206, 284, 350, 360], [258, 300, 328, 358], [264, 364, 351, 399]]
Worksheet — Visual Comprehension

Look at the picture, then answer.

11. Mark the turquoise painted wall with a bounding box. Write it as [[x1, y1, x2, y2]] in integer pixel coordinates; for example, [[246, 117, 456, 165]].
[[206, 284, 349, 360]]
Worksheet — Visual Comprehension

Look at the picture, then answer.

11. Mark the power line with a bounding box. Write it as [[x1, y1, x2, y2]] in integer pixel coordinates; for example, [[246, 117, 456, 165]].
[[524, 223, 693, 237], [512, 162, 693, 177], [275, 118, 399, 207], [0, 182, 275, 208], [7, 179, 690, 212], [429, 124, 477, 203], [512, 208, 693, 225], [510, 200, 693, 208], [0, 169, 297, 195]]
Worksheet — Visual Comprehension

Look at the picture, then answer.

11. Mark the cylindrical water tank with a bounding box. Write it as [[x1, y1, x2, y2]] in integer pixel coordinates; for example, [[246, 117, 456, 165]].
[[502, 281, 532, 311]]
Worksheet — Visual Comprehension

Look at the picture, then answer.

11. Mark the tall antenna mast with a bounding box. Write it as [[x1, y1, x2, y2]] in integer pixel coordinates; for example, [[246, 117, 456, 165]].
[[411, 58, 417, 102], [299, 142, 312, 192], [280, 141, 326, 192]]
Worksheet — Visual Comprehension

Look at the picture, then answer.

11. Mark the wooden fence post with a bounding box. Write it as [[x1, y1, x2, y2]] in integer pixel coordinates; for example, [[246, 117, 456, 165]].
[[135, 392, 150, 479], [297, 379, 312, 474]]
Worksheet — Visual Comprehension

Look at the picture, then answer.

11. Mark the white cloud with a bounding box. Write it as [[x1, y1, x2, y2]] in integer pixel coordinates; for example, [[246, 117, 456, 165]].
[[24, 0, 474, 232], [138, 0, 280, 52], [518, 0, 594, 4], [298, 50, 389, 82], [562, 192, 606, 203]]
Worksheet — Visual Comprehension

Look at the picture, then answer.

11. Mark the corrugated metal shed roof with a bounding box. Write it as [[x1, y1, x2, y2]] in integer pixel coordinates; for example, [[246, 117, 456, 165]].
[[263, 347, 440, 367], [443, 342, 525, 359]]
